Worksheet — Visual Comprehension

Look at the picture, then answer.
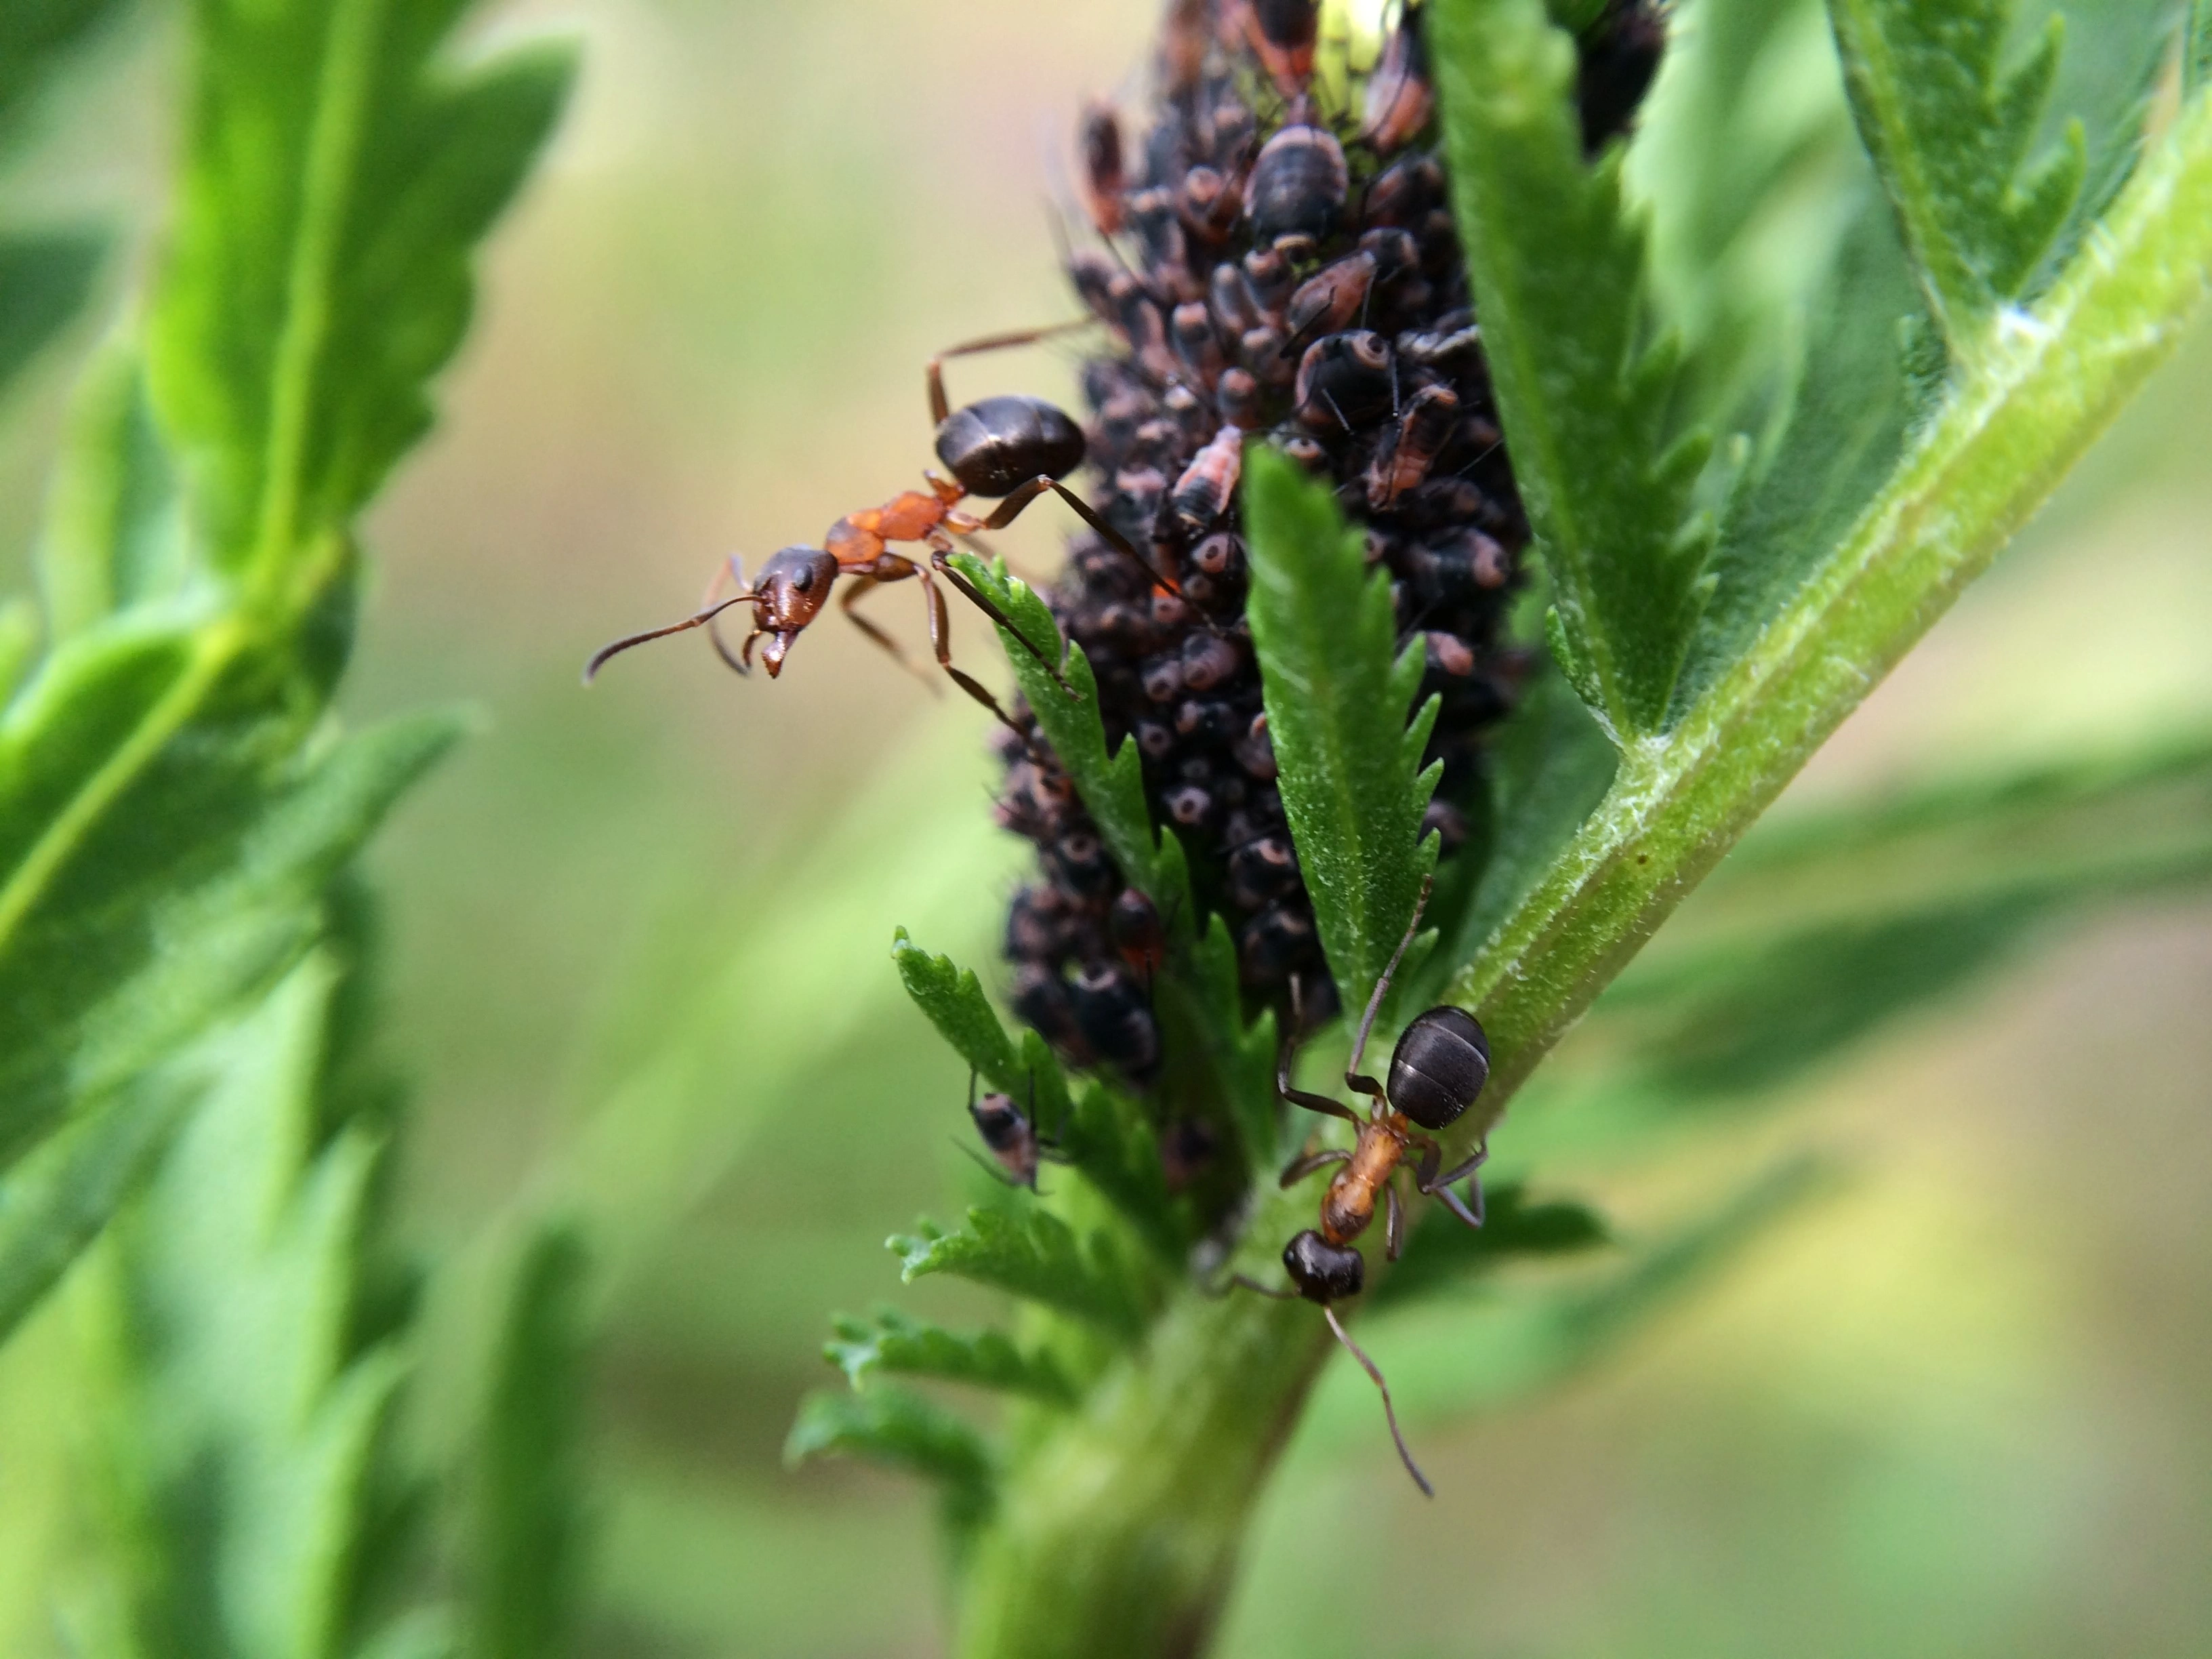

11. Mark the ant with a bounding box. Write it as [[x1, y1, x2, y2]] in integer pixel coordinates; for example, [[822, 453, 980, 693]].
[[583, 328, 1180, 727], [1235, 874, 1492, 1496], [962, 1067, 1071, 1192]]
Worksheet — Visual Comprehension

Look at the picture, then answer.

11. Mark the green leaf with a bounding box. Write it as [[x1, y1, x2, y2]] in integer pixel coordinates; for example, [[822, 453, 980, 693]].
[[0, 706, 461, 1174], [948, 554, 1279, 1168], [785, 1386, 996, 1534], [148, 0, 574, 575], [0, 1079, 187, 1344], [85, 954, 420, 1659], [1826, 0, 2087, 345], [469, 1221, 588, 1659], [0, 230, 104, 394], [0, 0, 129, 142], [891, 1208, 1150, 1343], [1368, 1181, 1610, 1312], [1431, 0, 1713, 739], [1439, 89, 2212, 1158], [893, 930, 1183, 1256], [1242, 447, 1439, 1022], [1313, 1156, 1832, 1439], [827, 1309, 1076, 1405], [36, 336, 192, 642], [2192, 0, 2212, 97]]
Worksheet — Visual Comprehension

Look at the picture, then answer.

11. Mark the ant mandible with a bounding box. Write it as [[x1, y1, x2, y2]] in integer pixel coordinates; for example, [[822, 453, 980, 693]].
[[583, 327, 1179, 728], [1247, 874, 1493, 1496]]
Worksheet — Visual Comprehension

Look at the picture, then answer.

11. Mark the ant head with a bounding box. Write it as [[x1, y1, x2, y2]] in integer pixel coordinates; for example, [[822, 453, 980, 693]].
[[1282, 1229, 1364, 1303], [750, 546, 838, 675]]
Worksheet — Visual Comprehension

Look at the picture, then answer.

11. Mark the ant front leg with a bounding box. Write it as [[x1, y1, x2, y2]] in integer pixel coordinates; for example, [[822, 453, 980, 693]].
[[977, 476, 1182, 598], [928, 546, 1078, 699], [837, 570, 943, 696], [1412, 1137, 1486, 1230]]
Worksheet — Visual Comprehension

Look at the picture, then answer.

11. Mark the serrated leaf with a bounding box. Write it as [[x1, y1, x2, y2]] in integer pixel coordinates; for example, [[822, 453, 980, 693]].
[[827, 1309, 1075, 1404], [1368, 1181, 1610, 1312], [1432, 0, 1713, 739], [892, 930, 1183, 1255], [85, 954, 420, 1659], [948, 554, 1279, 1168], [1826, 0, 2100, 345], [470, 1220, 587, 1659], [0, 230, 104, 395], [785, 1386, 995, 1534], [1242, 447, 1438, 1024], [0, 1076, 188, 1344], [37, 336, 192, 642], [891, 1208, 1149, 1342], [148, 0, 573, 573], [0, 706, 461, 1174]]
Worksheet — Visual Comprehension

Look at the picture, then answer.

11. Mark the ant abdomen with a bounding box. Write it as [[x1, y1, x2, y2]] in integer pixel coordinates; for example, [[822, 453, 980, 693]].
[[935, 395, 1086, 498], [1387, 1006, 1492, 1131]]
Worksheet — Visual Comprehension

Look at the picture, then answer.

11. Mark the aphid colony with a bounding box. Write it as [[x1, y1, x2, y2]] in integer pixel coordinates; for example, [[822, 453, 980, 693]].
[[994, 0, 1664, 1086]]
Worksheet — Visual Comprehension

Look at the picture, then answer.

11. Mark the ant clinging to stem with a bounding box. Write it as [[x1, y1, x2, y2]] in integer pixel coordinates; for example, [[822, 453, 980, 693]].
[[582, 326, 1181, 727], [1237, 873, 1493, 1496]]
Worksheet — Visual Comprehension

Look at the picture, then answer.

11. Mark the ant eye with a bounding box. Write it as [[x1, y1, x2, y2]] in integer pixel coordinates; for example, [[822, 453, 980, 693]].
[[792, 568, 813, 591]]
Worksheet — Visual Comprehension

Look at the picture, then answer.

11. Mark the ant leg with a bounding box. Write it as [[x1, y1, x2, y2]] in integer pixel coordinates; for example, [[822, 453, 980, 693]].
[[1278, 979, 1361, 1122], [912, 560, 1035, 734], [1385, 1179, 1406, 1261], [1345, 873, 1436, 1094], [1219, 1273, 1300, 1300], [699, 554, 759, 676], [1279, 1147, 1353, 1188], [928, 548, 1077, 697], [1324, 1305, 1432, 1498], [979, 476, 1182, 597], [583, 592, 756, 683], [1411, 1138, 1487, 1230], [928, 320, 1095, 426], [838, 573, 944, 697]]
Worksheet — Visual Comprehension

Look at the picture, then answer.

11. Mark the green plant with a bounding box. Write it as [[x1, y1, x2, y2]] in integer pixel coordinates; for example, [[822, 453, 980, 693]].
[[0, 0, 581, 1651], [781, 0, 2212, 1654]]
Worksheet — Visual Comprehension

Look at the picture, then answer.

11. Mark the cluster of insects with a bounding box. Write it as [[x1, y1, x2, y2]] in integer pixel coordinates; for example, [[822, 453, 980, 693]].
[[592, 0, 1664, 1493]]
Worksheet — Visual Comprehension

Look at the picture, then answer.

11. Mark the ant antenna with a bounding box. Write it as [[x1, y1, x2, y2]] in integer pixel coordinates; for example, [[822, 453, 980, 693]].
[[583, 592, 755, 684], [1324, 1305, 1432, 1498]]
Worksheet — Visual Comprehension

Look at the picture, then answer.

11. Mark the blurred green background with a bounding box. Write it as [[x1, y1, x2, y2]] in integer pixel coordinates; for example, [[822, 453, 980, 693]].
[[1, 0, 2209, 1654]]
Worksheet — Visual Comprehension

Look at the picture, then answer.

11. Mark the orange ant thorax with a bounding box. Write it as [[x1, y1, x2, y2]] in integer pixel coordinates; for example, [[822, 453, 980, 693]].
[[1319, 1110, 1411, 1246]]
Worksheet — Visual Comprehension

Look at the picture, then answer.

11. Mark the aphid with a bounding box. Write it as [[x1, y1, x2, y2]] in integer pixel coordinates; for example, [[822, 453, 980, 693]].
[[1294, 330, 1395, 431], [1109, 885, 1169, 979], [1269, 877, 1492, 1494], [1167, 423, 1245, 539], [1069, 960, 1162, 1084], [1080, 99, 1126, 236], [586, 329, 1174, 714], [965, 1069, 1067, 1190], [1366, 383, 1460, 511], [1244, 0, 1318, 98], [1282, 250, 1377, 354], [1246, 123, 1348, 247], [1360, 6, 1433, 153]]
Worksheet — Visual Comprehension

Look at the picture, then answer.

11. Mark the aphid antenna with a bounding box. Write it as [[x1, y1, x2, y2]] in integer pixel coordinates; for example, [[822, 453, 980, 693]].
[[950, 1136, 1042, 1193]]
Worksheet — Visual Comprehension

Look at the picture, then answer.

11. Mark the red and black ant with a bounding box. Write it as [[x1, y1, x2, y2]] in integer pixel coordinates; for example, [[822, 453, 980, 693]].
[[1235, 875, 1492, 1495], [583, 329, 1179, 725]]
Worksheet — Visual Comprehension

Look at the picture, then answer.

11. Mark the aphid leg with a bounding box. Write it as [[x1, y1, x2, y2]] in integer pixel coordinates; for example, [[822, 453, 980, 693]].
[[582, 591, 757, 684], [928, 320, 1094, 426], [1324, 1305, 1432, 1498], [1345, 872, 1435, 1093], [1279, 1146, 1353, 1188], [1412, 1137, 1487, 1229], [979, 475, 1183, 598], [952, 1137, 1031, 1191], [1385, 1179, 1406, 1261], [837, 571, 943, 696]]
